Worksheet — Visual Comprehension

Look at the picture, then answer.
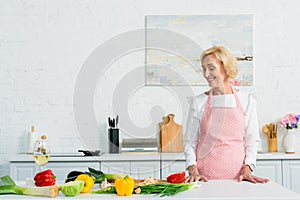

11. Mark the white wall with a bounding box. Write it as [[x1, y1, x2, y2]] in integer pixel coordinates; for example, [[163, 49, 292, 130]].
[[1, 0, 300, 176]]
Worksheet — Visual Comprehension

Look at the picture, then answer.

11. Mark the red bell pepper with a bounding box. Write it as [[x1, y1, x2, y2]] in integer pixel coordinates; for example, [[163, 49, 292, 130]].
[[34, 169, 56, 187], [167, 172, 186, 183]]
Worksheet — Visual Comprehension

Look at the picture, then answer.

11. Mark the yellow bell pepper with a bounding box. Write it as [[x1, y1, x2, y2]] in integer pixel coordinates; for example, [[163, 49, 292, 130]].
[[115, 175, 134, 196], [75, 174, 94, 193]]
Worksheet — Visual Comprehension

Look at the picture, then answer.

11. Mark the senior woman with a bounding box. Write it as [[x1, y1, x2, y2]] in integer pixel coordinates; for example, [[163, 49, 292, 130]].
[[184, 46, 269, 184]]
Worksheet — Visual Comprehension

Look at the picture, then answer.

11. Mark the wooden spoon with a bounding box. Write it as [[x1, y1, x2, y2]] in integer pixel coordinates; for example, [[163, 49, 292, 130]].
[[262, 124, 271, 139]]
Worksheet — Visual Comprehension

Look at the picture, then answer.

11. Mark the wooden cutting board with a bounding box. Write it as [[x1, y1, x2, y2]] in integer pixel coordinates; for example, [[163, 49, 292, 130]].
[[160, 114, 183, 153]]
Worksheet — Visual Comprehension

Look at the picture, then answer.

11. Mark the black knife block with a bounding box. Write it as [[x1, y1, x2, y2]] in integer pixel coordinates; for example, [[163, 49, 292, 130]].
[[108, 128, 119, 154]]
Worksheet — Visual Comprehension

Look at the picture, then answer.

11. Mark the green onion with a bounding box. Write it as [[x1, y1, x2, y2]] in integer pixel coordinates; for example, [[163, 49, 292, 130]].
[[0, 185, 59, 198], [92, 183, 194, 197], [138, 183, 194, 197], [92, 186, 117, 194]]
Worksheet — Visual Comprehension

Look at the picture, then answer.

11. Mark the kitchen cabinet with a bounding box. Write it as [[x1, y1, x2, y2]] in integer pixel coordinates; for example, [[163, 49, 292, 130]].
[[100, 161, 131, 174], [10, 161, 100, 181], [253, 160, 282, 184], [131, 161, 160, 179], [161, 160, 186, 180], [161, 153, 186, 180], [10, 162, 37, 181], [282, 160, 300, 194], [161, 159, 283, 184], [100, 161, 160, 179], [46, 162, 100, 181]]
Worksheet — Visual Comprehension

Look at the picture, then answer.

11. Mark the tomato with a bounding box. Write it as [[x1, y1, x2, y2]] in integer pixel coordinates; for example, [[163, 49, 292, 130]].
[[166, 172, 186, 183]]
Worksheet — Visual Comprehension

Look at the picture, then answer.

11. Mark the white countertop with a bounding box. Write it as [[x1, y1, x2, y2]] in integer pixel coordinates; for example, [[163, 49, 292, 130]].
[[2, 180, 300, 200], [10, 152, 300, 162], [10, 152, 161, 162], [256, 152, 300, 160]]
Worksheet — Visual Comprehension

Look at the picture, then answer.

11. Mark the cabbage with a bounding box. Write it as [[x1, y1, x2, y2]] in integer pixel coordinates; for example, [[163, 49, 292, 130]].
[[59, 180, 84, 196]]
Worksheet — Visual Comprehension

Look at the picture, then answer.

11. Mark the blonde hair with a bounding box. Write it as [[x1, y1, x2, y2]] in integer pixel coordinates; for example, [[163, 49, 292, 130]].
[[200, 46, 238, 79]]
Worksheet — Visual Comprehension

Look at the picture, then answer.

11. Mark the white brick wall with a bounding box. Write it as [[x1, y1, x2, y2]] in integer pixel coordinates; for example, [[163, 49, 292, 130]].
[[1, 0, 300, 176]]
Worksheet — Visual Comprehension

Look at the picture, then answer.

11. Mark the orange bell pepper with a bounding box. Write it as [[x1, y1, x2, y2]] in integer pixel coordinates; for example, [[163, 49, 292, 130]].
[[115, 175, 134, 196]]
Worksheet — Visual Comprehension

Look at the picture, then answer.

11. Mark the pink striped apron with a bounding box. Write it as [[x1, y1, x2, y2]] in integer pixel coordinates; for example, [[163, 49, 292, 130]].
[[196, 89, 246, 180]]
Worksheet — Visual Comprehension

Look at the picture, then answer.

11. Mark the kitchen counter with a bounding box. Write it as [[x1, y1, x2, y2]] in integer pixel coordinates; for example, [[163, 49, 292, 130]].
[[2, 180, 300, 200], [10, 152, 161, 162], [10, 152, 300, 162]]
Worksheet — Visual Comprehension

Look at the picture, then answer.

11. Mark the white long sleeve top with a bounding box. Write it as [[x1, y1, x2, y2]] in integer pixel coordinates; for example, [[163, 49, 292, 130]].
[[184, 90, 260, 169]]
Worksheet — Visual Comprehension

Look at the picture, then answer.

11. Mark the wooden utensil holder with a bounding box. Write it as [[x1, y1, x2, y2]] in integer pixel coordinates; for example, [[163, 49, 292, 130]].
[[268, 138, 278, 152], [262, 123, 278, 153]]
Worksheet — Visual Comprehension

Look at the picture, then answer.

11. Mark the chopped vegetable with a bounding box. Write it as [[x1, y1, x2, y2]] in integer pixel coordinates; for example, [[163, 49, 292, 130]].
[[59, 180, 84, 196], [134, 187, 141, 194], [138, 183, 194, 197], [75, 174, 94, 193], [0, 185, 59, 198], [1, 175, 16, 186], [115, 175, 134, 196], [167, 172, 186, 183], [88, 167, 124, 183], [138, 176, 158, 186], [34, 169, 56, 187]]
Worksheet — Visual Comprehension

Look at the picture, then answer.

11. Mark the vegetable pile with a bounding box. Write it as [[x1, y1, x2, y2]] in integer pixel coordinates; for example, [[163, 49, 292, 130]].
[[0, 168, 195, 198]]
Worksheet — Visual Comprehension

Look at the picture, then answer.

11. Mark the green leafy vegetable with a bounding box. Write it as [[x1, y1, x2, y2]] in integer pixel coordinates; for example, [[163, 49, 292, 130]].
[[59, 180, 84, 196], [88, 167, 105, 182], [88, 167, 124, 183], [0, 175, 16, 186]]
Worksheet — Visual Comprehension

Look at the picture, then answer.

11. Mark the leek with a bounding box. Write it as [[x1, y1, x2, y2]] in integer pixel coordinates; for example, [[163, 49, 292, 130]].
[[0, 185, 59, 198], [1, 175, 16, 186]]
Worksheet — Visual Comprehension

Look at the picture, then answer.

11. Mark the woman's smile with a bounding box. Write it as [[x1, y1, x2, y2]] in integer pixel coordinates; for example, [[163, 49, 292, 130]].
[[202, 54, 227, 89]]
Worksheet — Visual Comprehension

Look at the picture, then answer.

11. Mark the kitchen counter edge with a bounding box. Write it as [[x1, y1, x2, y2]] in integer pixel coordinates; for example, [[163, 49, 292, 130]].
[[9, 152, 300, 162]]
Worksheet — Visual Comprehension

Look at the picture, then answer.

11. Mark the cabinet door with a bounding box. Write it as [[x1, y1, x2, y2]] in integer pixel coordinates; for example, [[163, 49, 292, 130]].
[[253, 160, 282, 184], [130, 161, 160, 180], [47, 162, 100, 181], [10, 162, 100, 181], [10, 162, 38, 181], [282, 160, 300, 194], [101, 161, 130, 174], [161, 160, 186, 180]]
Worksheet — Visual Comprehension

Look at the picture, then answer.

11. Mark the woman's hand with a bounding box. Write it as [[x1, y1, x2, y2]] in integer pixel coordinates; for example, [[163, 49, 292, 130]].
[[185, 165, 208, 183], [238, 165, 269, 184]]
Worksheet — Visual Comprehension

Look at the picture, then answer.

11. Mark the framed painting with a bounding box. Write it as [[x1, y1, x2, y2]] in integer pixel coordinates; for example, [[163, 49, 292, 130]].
[[145, 15, 253, 86]]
